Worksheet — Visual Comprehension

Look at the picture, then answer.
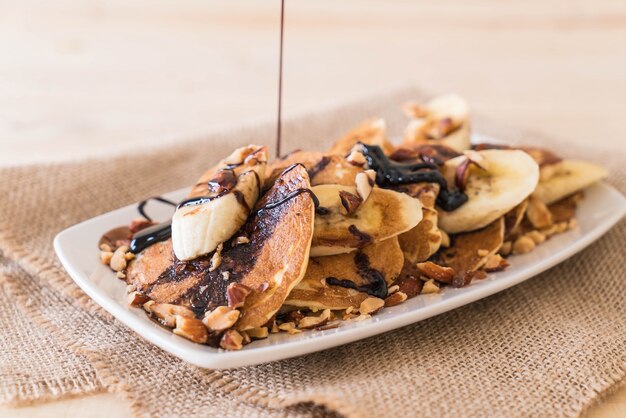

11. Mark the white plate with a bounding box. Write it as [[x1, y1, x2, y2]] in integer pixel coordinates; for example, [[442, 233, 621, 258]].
[[54, 144, 626, 369]]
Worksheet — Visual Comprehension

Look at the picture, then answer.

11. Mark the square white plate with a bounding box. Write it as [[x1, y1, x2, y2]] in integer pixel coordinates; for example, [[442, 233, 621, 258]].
[[54, 141, 625, 369]]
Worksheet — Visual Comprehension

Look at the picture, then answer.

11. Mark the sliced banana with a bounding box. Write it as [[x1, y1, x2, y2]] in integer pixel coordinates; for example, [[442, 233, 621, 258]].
[[402, 94, 471, 152], [311, 184, 423, 256], [532, 160, 608, 205], [438, 149, 539, 234], [328, 118, 395, 156], [171, 145, 267, 261]]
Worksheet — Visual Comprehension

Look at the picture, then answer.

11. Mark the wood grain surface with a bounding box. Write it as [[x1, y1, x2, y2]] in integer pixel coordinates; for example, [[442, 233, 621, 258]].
[[0, 0, 624, 416]]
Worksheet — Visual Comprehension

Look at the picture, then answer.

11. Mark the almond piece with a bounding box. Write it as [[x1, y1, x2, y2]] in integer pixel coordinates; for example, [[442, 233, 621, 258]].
[[416, 261, 456, 283], [202, 306, 240, 332], [359, 297, 385, 315], [220, 329, 244, 350], [384, 291, 407, 307], [209, 243, 223, 272], [127, 291, 150, 307], [173, 315, 208, 343], [339, 190, 363, 215], [387, 285, 400, 294], [149, 303, 195, 328], [278, 322, 296, 331], [346, 149, 367, 166], [355, 170, 376, 202], [100, 251, 113, 266], [246, 327, 269, 339], [297, 309, 331, 329], [525, 230, 546, 245], [110, 245, 130, 272], [227, 282, 253, 308], [421, 279, 440, 294], [512, 236, 535, 254], [483, 254, 510, 272]]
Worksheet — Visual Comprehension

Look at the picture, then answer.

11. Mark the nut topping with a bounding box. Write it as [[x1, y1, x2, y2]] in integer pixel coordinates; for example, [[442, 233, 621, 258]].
[[421, 279, 440, 294], [512, 236, 535, 254], [346, 148, 367, 166], [297, 309, 331, 329], [359, 297, 385, 315], [148, 303, 195, 328], [483, 254, 510, 272], [202, 306, 240, 332], [100, 251, 113, 266], [355, 170, 376, 202], [109, 245, 130, 272], [220, 329, 244, 350], [127, 291, 151, 307], [246, 327, 269, 339], [384, 291, 407, 307], [339, 190, 363, 215], [226, 282, 253, 308], [173, 315, 209, 343], [209, 243, 223, 272], [416, 261, 456, 283]]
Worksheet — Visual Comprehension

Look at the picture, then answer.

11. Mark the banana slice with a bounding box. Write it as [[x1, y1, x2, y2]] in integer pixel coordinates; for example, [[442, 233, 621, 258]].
[[402, 94, 471, 152], [438, 149, 539, 234], [532, 160, 608, 205], [311, 184, 423, 256], [171, 145, 268, 261], [328, 118, 395, 156]]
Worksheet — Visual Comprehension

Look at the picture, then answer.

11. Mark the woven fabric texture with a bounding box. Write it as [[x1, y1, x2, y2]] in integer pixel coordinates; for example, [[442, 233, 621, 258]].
[[0, 88, 624, 417]]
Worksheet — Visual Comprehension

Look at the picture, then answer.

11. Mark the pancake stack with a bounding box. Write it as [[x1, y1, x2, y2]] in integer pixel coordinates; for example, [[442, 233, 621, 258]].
[[98, 94, 607, 350]]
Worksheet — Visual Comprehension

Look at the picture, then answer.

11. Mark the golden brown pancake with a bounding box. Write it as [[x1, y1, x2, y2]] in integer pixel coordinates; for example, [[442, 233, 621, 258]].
[[328, 118, 395, 156], [268, 152, 363, 187], [285, 237, 404, 310], [128, 164, 315, 331], [394, 183, 442, 263], [434, 217, 504, 285], [398, 207, 441, 263], [127, 240, 174, 291]]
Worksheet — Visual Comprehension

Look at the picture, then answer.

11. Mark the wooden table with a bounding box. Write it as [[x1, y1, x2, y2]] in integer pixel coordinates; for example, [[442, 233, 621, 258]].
[[1, 0, 624, 416]]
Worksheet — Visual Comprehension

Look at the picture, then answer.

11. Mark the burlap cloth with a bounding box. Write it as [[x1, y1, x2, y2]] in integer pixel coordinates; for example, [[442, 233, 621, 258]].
[[0, 88, 624, 417]]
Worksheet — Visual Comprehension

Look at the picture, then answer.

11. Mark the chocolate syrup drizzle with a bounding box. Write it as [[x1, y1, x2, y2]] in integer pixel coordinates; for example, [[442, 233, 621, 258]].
[[130, 164, 318, 254], [358, 143, 468, 211], [326, 252, 388, 299], [137, 196, 177, 222], [276, 0, 285, 157]]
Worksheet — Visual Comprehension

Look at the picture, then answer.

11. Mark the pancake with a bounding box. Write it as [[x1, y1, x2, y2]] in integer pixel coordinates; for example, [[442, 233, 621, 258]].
[[285, 237, 404, 310], [398, 207, 441, 263], [267, 152, 363, 187], [328, 118, 395, 156], [128, 164, 315, 331], [434, 217, 504, 286]]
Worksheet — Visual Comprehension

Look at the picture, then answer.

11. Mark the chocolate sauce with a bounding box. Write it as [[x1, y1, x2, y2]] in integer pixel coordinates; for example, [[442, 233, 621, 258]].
[[275, 0, 285, 158], [326, 252, 388, 299], [348, 224, 372, 246], [129, 221, 172, 254], [255, 187, 318, 216], [137, 196, 177, 222], [307, 156, 331, 180], [358, 144, 467, 211]]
